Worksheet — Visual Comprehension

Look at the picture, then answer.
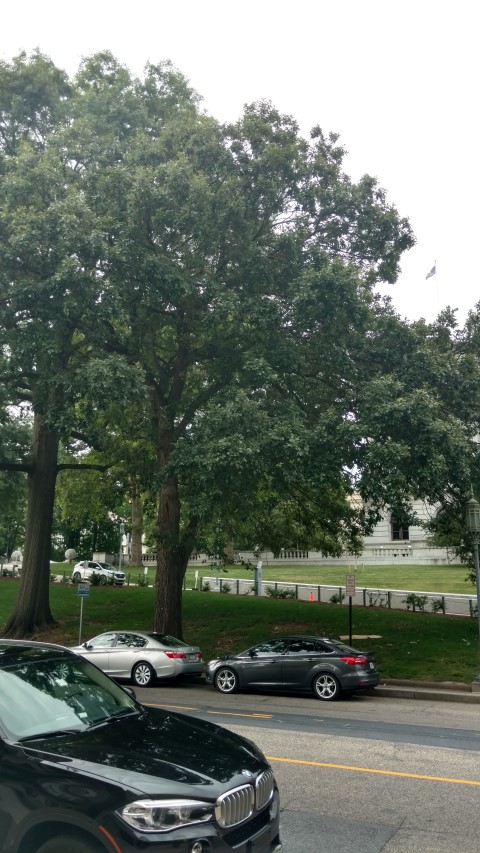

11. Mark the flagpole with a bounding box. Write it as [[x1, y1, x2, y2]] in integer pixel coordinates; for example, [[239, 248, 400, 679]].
[[425, 261, 438, 318]]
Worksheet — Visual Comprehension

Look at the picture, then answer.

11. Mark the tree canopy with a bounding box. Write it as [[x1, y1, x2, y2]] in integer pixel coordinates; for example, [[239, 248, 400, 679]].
[[1, 50, 478, 639]]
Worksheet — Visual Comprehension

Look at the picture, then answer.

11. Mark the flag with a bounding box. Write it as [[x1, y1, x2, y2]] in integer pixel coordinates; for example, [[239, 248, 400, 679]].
[[425, 264, 436, 280]]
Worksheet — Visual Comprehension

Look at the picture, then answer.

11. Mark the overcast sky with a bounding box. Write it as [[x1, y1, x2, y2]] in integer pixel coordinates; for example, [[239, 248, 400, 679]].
[[2, 1, 478, 325]]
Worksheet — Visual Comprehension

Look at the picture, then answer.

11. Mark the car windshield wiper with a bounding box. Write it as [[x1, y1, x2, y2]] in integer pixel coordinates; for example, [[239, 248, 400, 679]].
[[19, 727, 85, 742], [87, 707, 140, 729]]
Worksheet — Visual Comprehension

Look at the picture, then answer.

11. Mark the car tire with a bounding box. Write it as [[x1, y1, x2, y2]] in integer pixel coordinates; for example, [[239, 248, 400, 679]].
[[132, 661, 155, 687], [72, 571, 81, 583], [312, 672, 341, 701], [214, 667, 239, 694], [100, 573, 108, 584], [35, 832, 103, 853]]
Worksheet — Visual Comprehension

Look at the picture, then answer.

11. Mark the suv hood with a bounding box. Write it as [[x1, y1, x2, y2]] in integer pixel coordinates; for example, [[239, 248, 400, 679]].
[[22, 707, 267, 798]]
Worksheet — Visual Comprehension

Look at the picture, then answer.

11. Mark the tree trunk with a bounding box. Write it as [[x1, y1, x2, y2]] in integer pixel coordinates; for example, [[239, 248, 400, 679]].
[[2, 414, 59, 638], [153, 473, 187, 637], [130, 477, 144, 567]]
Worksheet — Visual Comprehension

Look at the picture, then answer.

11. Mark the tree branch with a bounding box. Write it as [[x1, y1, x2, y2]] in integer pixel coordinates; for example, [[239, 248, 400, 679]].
[[55, 463, 109, 472]]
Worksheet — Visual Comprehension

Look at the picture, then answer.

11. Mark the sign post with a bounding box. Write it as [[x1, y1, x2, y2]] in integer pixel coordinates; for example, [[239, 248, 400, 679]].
[[254, 560, 263, 596], [345, 574, 356, 645], [77, 582, 90, 645]]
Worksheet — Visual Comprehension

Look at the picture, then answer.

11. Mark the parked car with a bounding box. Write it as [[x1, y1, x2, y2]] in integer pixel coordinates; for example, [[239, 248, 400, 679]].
[[0, 640, 281, 853], [206, 635, 379, 701], [71, 630, 205, 687], [73, 560, 126, 585]]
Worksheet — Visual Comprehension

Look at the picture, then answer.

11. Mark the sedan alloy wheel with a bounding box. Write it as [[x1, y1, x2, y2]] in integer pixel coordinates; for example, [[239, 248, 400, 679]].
[[215, 667, 239, 694], [313, 672, 340, 701], [132, 662, 154, 687]]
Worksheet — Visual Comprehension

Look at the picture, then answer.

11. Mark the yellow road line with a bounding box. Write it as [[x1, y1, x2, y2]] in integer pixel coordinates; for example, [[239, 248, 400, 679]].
[[207, 711, 273, 719], [266, 756, 480, 787], [142, 702, 271, 719], [143, 703, 199, 711]]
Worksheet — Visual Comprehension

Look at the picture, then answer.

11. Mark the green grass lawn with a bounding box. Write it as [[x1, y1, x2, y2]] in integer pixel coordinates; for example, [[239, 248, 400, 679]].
[[184, 562, 473, 594], [66, 561, 471, 594], [54, 560, 473, 594], [2, 577, 480, 684]]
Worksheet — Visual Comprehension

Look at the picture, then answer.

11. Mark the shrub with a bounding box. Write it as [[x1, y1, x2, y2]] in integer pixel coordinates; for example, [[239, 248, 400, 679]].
[[329, 591, 344, 605], [220, 583, 231, 594], [367, 591, 387, 608], [431, 598, 444, 613], [90, 572, 103, 586], [202, 581, 211, 592], [265, 586, 296, 599], [402, 593, 428, 612]]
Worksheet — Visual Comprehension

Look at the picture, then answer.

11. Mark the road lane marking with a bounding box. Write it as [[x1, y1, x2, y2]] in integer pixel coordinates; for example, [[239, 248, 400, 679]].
[[266, 756, 480, 786], [207, 711, 273, 719], [142, 702, 272, 719], [143, 703, 199, 711]]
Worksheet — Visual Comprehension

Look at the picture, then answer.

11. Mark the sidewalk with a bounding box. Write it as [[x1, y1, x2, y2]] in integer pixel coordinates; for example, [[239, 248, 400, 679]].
[[374, 678, 480, 704]]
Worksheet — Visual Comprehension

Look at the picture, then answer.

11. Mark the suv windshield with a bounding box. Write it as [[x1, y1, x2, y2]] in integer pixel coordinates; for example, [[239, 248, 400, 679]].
[[0, 652, 137, 740]]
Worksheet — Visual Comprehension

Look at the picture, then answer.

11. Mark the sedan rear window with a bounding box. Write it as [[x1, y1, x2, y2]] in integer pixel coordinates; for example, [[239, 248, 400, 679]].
[[148, 634, 188, 647]]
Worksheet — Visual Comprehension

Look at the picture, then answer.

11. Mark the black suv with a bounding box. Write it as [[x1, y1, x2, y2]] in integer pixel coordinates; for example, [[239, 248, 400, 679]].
[[0, 640, 281, 853]]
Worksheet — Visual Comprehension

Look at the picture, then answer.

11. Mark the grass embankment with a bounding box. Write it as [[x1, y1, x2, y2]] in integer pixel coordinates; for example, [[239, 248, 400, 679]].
[[1, 572, 480, 684]]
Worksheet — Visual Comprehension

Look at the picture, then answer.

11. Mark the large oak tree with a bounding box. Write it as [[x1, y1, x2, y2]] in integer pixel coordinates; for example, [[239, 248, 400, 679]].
[[5, 51, 478, 641]]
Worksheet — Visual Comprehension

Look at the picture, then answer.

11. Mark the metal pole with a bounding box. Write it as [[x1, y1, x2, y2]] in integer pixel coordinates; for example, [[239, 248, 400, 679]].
[[473, 536, 480, 641], [466, 496, 480, 641], [79, 596, 84, 645], [119, 522, 125, 572]]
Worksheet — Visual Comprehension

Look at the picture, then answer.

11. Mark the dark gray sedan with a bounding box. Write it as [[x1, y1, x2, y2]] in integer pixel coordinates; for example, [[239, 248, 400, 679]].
[[206, 635, 379, 701]]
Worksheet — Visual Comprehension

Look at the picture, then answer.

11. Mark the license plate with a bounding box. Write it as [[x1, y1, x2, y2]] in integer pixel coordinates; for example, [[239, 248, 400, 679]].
[[369, 662, 375, 670], [189, 653, 198, 660]]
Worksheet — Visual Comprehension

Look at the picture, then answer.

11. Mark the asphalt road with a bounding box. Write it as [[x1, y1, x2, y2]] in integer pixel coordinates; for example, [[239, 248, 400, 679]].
[[135, 681, 480, 852]]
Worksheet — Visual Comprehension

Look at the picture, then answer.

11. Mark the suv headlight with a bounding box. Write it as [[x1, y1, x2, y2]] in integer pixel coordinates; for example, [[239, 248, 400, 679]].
[[119, 799, 214, 832]]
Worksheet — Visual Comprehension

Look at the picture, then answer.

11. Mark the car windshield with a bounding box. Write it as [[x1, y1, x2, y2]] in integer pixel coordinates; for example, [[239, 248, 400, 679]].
[[0, 651, 138, 740]]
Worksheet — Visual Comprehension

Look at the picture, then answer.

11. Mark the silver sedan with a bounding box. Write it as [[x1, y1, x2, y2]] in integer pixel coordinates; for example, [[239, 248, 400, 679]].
[[71, 630, 204, 687]]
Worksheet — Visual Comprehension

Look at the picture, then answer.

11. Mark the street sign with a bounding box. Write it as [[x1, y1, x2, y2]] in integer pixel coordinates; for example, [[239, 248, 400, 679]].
[[345, 574, 356, 597], [77, 582, 89, 644]]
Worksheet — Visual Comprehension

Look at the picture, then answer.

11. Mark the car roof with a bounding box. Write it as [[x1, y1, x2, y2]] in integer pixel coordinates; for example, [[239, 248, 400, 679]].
[[257, 636, 335, 642], [0, 640, 76, 669], [96, 630, 180, 639]]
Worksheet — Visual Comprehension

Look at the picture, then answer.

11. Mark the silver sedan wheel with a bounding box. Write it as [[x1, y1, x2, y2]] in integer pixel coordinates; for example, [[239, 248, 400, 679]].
[[215, 667, 239, 694], [132, 662, 154, 687], [313, 673, 340, 701]]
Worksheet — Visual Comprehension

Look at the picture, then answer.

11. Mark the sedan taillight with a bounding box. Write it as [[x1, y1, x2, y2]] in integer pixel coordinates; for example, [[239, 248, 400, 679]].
[[340, 655, 368, 666], [164, 651, 187, 659]]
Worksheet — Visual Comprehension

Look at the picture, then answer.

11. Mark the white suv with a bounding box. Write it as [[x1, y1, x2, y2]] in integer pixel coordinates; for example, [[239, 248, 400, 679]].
[[72, 560, 126, 586]]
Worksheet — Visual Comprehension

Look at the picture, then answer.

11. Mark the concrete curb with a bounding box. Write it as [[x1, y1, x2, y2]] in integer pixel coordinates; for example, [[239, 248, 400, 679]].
[[373, 679, 480, 704]]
